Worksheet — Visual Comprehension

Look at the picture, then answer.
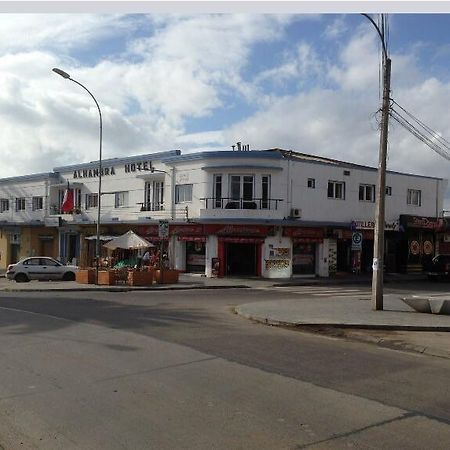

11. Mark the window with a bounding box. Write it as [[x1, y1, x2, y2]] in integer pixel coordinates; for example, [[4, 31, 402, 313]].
[[261, 175, 271, 209], [407, 189, 421, 206], [15, 197, 26, 211], [385, 186, 392, 196], [0, 199, 9, 213], [327, 181, 345, 199], [175, 184, 193, 203], [359, 184, 375, 202], [144, 181, 164, 211], [85, 193, 98, 209], [214, 174, 222, 208], [32, 196, 43, 211], [114, 191, 128, 208], [307, 178, 316, 189], [74, 188, 82, 209], [230, 175, 254, 201]]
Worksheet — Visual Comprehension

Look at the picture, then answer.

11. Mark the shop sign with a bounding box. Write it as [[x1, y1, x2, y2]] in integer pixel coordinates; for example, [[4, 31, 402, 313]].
[[205, 224, 273, 236], [219, 237, 265, 244], [170, 224, 204, 235], [178, 236, 207, 242], [293, 237, 323, 244], [351, 220, 399, 231], [400, 215, 444, 230], [283, 227, 323, 238]]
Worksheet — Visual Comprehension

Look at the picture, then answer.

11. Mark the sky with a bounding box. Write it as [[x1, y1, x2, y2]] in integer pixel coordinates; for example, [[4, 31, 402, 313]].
[[1, 6, 450, 205]]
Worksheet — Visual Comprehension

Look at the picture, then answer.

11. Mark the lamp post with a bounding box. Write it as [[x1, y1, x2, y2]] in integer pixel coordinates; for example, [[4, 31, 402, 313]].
[[361, 14, 391, 311], [52, 68, 103, 284]]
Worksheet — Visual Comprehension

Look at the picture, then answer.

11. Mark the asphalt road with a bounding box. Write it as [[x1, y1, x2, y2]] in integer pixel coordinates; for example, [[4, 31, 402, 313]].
[[0, 285, 449, 449]]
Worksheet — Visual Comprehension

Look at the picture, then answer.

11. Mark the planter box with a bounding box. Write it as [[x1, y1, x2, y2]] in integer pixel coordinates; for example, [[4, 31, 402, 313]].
[[127, 270, 153, 286], [98, 270, 116, 285], [76, 269, 95, 284], [154, 269, 179, 284]]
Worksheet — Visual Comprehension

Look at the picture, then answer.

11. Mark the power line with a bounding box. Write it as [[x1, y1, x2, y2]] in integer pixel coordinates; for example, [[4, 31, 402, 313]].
[[389, 99, 450, 161]]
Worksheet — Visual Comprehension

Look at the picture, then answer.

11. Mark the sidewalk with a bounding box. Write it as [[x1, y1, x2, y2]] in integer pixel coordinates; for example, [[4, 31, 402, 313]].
[[1, 272, 449, 359]]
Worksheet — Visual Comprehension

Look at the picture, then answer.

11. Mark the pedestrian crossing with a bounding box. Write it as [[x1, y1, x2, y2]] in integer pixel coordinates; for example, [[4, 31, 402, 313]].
[[259, 285, 371, 298]]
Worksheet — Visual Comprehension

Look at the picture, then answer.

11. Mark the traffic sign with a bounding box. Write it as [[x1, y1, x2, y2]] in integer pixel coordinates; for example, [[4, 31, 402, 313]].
[[158, 220, 169, 238], [351, 231, 362, 251]]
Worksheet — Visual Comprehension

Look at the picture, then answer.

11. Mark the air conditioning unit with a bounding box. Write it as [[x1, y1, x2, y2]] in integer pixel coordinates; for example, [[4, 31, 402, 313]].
[[290, 208, 302, 218]]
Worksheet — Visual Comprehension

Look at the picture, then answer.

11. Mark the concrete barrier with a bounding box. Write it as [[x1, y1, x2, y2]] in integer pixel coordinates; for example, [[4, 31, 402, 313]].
[[401, 296, 450, 315]]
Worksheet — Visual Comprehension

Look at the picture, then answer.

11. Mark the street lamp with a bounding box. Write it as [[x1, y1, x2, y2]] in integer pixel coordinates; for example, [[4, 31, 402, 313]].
[[361, 14, 392, 311], [52, 67, 103, 284]]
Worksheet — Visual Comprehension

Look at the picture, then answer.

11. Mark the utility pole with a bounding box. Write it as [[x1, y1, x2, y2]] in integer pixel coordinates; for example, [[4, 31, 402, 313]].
[[361, 14, 391, 311], [372, 57, 391, 310]]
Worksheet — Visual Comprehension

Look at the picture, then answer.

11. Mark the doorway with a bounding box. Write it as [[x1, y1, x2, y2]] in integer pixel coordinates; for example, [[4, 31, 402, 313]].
[[226, 243, 257, 276]]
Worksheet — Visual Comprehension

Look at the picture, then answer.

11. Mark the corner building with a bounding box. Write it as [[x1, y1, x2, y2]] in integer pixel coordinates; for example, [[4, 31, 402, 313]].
[[0, 148, 446, 278]]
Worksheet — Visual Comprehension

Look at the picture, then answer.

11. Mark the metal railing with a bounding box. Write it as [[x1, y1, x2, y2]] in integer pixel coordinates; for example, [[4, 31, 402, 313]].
[[137, 202, 165, 212], [200, 197, 283, 210]]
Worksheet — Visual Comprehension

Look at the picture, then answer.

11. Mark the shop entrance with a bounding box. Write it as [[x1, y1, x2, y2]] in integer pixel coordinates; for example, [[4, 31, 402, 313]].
[[292, 243, 316, 275], [185, 241, 206, 273], [226, 243, 257, 276]]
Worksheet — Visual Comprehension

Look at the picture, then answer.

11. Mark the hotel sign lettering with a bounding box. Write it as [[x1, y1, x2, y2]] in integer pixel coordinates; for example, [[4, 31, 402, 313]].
[[72, 160, 154, 179]]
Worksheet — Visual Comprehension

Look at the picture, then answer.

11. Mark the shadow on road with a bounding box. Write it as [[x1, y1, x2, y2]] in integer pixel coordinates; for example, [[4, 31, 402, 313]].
[[0, 293, 211, 336]]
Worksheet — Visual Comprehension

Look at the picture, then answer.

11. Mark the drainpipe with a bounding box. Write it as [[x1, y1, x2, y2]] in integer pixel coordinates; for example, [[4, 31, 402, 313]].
[[171, 167, 176, 220]]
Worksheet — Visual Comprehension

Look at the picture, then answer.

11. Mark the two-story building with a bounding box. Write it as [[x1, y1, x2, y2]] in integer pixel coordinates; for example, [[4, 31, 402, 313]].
[[0, 148, 446, 278]]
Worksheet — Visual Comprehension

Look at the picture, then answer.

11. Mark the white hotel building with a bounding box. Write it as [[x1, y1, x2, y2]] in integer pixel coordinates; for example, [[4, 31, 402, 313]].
[[0, 148, 447, 278]]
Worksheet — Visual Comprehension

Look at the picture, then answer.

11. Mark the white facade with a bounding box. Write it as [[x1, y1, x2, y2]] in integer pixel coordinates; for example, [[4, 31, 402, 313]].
[[0, 148, 446, 277]]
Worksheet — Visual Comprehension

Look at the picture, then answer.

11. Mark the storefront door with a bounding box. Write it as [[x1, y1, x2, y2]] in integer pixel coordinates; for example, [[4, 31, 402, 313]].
[[226, 243, 257, 276], [186, 241, 206, 273], [292, 243, 316, 274]]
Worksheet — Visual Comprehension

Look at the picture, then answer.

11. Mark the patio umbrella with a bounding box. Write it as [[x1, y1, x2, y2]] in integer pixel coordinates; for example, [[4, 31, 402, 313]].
[[103, 230, 154, 250]]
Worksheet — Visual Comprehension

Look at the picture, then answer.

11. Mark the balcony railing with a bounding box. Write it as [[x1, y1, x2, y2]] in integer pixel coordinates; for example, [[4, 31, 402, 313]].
[[138, 202, 165, 212], [201, 197, 283, 210]]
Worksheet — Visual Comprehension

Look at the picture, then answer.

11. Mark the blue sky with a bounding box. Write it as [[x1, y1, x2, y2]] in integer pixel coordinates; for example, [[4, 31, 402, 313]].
[[1, 11, 450, 204]]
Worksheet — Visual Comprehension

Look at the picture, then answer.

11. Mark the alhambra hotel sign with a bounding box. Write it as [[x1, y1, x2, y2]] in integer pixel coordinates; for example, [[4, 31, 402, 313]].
[[72, 160, 154, 179]]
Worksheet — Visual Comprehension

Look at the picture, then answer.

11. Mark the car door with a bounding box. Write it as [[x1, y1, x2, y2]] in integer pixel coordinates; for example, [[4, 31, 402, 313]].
[[39, 258, 61, 280], [22, 258, 41, 280]]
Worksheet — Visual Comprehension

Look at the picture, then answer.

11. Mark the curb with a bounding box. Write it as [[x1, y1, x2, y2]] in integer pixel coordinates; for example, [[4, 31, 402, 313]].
[[235, 307, 450, 359], [0, 284, 250, 293], [234, 307, 450, 332]]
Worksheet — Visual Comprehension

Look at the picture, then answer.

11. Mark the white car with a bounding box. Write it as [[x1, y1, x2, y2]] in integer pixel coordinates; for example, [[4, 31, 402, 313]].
[[6, 257, 78, 282]]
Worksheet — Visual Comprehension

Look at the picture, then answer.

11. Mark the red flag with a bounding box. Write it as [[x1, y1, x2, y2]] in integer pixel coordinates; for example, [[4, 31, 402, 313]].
[[61, 182, 74, 213]]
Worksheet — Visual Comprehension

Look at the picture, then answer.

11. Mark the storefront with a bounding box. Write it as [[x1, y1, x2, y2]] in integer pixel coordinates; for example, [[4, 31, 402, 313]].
[[399, 215, 443, 273], [205, 224, 274, 277], [171, 224, 207, 273], [283, 227, 324, 275]]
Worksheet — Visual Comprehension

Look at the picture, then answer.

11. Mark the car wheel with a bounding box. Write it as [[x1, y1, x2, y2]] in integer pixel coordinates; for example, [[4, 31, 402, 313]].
[[62, 272, 76, 281], [15, 273, 29, 283]]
